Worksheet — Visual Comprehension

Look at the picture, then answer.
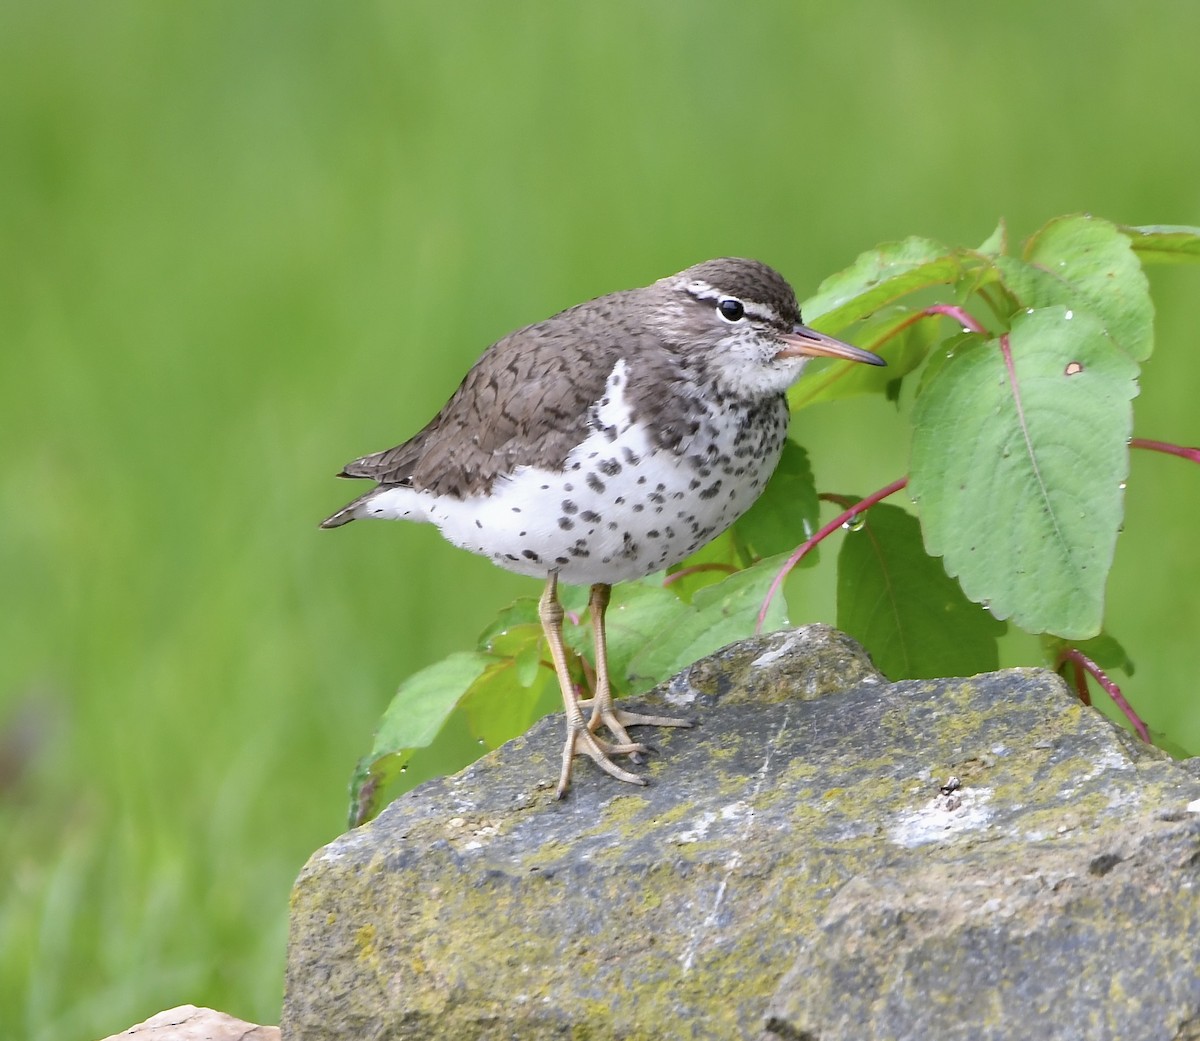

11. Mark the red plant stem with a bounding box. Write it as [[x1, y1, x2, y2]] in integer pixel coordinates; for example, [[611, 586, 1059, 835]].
[[1069, 661, 1092, 707], [866, 304, 989, 349], [1056, 647, 1149, 743], [1131, 438, 1200, 465], [923, 303, 987, 336], [662, 562, 739, 587], [756, 475, 910, 632]]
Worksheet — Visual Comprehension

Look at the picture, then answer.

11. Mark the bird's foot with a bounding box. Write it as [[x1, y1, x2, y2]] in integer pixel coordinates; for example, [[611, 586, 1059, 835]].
[[556, 719, 648, 799], [579, 699, 694, 763]]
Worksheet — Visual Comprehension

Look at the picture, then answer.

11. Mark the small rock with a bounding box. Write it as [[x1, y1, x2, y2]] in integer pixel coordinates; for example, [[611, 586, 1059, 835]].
[[99, 1005, 278, 1041]]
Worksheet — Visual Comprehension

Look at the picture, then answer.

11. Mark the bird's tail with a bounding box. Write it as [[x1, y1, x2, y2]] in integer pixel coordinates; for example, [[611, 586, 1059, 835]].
[[319, 491, 374, 529]]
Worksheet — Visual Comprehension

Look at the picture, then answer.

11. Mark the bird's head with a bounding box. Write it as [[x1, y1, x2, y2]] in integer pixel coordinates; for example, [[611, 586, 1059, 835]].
[[651, 257, 884, 398]]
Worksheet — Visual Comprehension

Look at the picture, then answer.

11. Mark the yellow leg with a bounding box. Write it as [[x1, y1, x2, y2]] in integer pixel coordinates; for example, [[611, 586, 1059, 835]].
[[583, 582, 694, 749], [538, 574, 645, 798]]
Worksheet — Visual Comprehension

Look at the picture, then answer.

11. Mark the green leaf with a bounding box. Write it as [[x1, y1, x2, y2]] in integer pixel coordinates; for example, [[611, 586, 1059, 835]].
[[802, 237, 961, 334], [592, 581, 692, 684], [476, 598, 541, 650], [348, 650, 492, 825], [837, 503, 1005, 679], [790, 306, 941, 409], [909, 307, 1140, 639], [976, 219, 1008, 257], [665, 530, 744, 601], [1117, 224, 1200, 265], [626, 555, 791, 691], [513, 636, 544, 686], [733, 440, 819, 559], [1041, 631, 1135, 676], [997, 214, 1154, 360], [458, 658, 560, 750]]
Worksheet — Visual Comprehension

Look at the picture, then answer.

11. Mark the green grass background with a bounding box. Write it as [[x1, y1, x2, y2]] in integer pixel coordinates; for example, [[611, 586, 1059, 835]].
[[2, 1, 1198, 1036]]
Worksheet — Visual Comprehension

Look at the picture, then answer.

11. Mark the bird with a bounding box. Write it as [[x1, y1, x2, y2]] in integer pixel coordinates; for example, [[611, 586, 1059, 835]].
[[321, 258, 884, 797]]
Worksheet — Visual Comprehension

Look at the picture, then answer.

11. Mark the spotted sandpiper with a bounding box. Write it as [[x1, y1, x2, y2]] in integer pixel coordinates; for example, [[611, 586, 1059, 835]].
[[322, 258, 884, 796]]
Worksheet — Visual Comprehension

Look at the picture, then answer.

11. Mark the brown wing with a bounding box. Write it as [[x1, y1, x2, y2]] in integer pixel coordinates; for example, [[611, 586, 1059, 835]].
[[336, 291, 673, 499]]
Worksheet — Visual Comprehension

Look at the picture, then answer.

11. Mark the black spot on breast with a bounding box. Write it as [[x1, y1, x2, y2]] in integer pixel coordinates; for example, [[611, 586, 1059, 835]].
[[558, 517, 574, 531], [599, 458, 622, 476], [586, 473, 606, 494], [522, 549, 540, 562], [581, 510, 601, 522], [699, 481, 723, 500], [562, 500, 578, 514]]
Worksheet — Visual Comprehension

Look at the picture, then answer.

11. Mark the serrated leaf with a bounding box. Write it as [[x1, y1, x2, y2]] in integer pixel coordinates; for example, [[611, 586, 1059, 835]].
[[733, 440, 819, 558], [997, 214, 1154, 360], [348, 650, 492, 824], [802, 237, 961, 334], [790, 307, 941, 409], [909, 307, 1140, 639], [1118, 224, 1200, 265], [837, 503, 1005, 679], [626, 555, 791, 691]]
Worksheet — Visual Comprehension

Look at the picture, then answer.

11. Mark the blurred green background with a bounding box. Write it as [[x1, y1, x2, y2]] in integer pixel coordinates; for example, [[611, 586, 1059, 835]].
[[2, 1, 1198, 1036]]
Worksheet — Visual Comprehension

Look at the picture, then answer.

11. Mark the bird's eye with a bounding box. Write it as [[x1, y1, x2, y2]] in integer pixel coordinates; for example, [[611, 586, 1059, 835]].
[[717, 297, 745, 323]]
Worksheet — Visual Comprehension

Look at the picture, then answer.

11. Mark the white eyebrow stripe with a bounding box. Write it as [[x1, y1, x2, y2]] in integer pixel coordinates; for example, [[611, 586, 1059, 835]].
[[685, 279, 722, 300], [742, 301, 777, 322], [684, 280, 780, 324]]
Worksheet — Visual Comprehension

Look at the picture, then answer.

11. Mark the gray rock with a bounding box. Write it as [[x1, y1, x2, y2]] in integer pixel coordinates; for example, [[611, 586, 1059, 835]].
[[99, 1005, 279, 1041], [282, 625, 1200, 1041]]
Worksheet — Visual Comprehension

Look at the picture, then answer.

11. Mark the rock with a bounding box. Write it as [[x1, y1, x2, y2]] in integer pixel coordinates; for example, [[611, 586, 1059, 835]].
[[99, 1005, 279, 1041], [282, 625, 1200, 1041]]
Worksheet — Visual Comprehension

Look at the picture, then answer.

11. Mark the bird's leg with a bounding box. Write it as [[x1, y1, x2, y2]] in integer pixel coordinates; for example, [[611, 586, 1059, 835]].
[[582, 582, 694, 751], [538, 573, 646, 798]]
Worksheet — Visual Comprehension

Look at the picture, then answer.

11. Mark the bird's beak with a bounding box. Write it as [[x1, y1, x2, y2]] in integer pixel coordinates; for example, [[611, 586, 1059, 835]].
[[776, 325, 886, 366]]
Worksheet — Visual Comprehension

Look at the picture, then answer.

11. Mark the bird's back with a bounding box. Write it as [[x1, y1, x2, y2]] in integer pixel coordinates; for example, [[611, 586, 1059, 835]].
[[336, 290, 685, 499]]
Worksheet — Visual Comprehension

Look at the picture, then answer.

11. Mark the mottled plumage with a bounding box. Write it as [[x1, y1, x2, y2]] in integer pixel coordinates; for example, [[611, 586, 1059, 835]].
[[322, 258, 883, 795]]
